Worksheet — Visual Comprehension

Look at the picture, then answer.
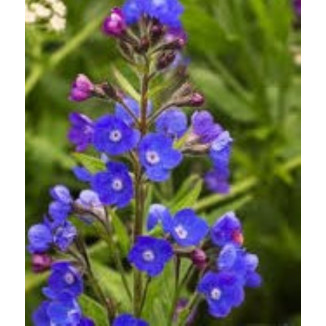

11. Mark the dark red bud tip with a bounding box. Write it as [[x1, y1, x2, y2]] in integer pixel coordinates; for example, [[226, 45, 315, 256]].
[[190, 92, 205, 107], [32, 254, 52, 273], [191, 249, 207, 270]]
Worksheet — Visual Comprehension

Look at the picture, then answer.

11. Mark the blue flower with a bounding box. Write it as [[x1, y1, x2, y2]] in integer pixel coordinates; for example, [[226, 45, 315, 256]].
[[191, 111, 223, 144], [73, 166, 93, 182], [28, 223, 52, 254], [139, 133, 182, 182], [53, 221, 77, 252], [155, 108, 187, 139], [146, 204, 173, 232], [50, 185, 73, 205], [113, 314, 148, 326], [33, 295, 92, 326], [68, 112, 94, 152], [218, 244, 262, 288], [91, 161, 133, 208], [115, 97, 152, 126], [93, 114, 140, 155], [144, 0, 184, 28], [122, 0, 183, 28], [204, 169, 230, 194], [197, 271, 244, 318], [48, 185, 73, 227], [128, 236, 173, 276], [209, 131, 233, 171], [211, 212, 243, 247], [47, 293, 82, 325], [43, 262, 83, 299], [169, 209, 209, 247], [75, 190, 105, 223]]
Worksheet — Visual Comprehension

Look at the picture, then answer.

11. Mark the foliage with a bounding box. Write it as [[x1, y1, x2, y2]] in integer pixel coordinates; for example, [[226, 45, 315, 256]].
[[26, 0, 300, 325]]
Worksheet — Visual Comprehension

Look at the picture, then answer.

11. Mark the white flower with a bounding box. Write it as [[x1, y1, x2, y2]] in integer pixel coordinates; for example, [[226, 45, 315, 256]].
[[49, 14, 66, 31], [25, 5, 37, 24], [30, 3, 51, 19], [52, 1, 67, 17]]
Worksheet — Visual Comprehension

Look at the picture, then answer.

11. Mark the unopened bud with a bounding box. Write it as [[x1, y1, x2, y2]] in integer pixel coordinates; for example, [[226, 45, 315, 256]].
[[189, 92, 205, 107], [32, 254, 52, 273], [135, 37, 150, 54], [69, 74, 94, 102], [102, 8, 126, 37], [191, 249, 207, 270], [157, 51, 176, 70]]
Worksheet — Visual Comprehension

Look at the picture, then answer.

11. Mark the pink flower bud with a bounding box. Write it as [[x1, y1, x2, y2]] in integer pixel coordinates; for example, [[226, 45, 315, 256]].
[[69, 74, 94, 102], [102, 8, 127, 37], [32, 254, 52, 273], [189, 92, 205, 107]]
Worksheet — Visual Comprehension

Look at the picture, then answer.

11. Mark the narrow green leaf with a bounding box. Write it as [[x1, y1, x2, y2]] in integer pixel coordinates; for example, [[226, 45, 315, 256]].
[[112, 67, 140, 102], [73, 153, 106, 174], [169, 176, 203, 213], [92, 261, 132, 311], [79, 294, 109, 326], [111, 211, 130, 257]]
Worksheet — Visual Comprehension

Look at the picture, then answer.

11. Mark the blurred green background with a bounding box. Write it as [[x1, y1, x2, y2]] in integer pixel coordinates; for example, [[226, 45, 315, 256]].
[[26, 0, 301, 325]]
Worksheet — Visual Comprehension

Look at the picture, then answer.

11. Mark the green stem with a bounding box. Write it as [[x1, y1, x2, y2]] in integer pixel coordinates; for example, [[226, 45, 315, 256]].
[[139, 276, 152, 316], [177, 292, 201, 326], [76, 236, 116, 323]]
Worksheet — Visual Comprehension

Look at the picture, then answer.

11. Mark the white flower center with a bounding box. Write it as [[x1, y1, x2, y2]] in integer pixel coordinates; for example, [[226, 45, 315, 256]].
[[64, 272, 75, 285], [142, 250, 155, 262], [146, 150, 160, 165], [210, 288, 222, 301], [112, 178, 123, 191], [174, 225, 188, 239], [109, 129, 122, 142]]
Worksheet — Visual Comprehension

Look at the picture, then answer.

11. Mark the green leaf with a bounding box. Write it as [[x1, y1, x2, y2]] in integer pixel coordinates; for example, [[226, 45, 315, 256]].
[[190, 67, 257, 122], [92, 261, 132, 311], [111, 211, 130, 257], [169, 176, 203, 213], [112, 67, 140, 102], [73, 153, 106, 174], [79, 294, 109, 326]]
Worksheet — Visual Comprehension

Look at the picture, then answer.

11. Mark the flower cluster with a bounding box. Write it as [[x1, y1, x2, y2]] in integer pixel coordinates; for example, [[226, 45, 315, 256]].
[[197, 212, 262, 318], [33, 262, 94, 325], [28, 0, 261, 325], [25, 0, 67, 32]]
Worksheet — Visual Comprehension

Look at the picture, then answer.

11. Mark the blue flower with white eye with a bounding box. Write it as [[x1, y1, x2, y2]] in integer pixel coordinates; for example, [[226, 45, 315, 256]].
[[146, 204, 173, 232], [123, 0, 183, 28], [168, 209, 209, 247], [155, 108, 187, 139], [211, 212, 244, 247], [139, 133, 182, 182], [43, 262, 83, 299], [115, 97, 152, 126], [128, 236, 173, 277], [91, 161, 133, 208], [218, 244, 262, 288], [197, 271, 244, 318], [52, 221, 77, 252], [113, 314, 148, 326], [191, 111, 223, 144], [93, 114, 140, 155], [68, 112, 94, 152], [27, 223, 52, 254]]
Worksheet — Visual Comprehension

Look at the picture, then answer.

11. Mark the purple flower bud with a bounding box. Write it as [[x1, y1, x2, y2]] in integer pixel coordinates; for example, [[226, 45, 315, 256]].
[[32, 254, 52, 273], [69, 74, 94, 102], [191, 248, 207, 270], [102, 8, 127, 37], [189, 92, 205, 107], [157, 51, 177, 70], [293, 0, 301, 15]]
